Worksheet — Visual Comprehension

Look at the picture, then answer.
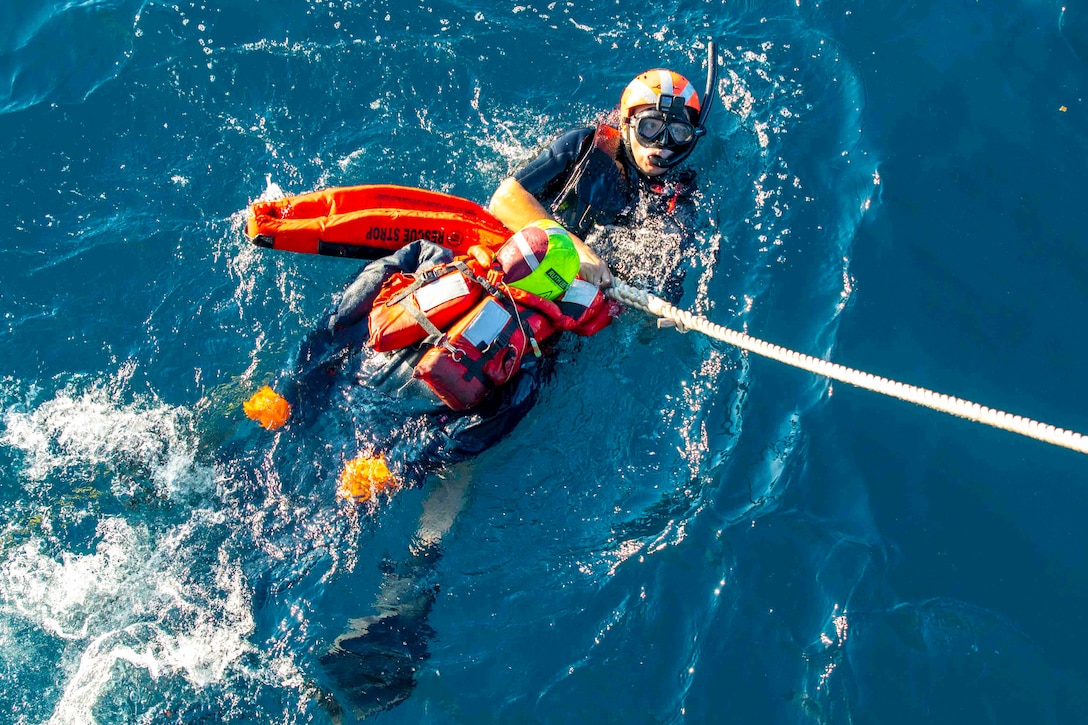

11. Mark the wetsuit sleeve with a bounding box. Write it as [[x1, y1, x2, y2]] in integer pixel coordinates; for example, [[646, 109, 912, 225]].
[[513, 128, 595, 198]]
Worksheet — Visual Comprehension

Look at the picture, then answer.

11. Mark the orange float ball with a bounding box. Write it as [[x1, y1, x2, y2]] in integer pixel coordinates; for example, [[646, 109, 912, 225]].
[[243, 386, 291, 430], [338, 454, 399, 502]]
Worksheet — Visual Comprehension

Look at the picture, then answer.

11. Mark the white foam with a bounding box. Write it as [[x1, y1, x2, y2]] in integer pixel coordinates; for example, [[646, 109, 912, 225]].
[[0, 516, 257, 725], [258, 173, 286, 202], [1, 379, 215, 501]]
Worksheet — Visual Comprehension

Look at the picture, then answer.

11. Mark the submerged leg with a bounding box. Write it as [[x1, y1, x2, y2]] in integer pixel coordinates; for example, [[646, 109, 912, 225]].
[[319, 465, 472, 717]]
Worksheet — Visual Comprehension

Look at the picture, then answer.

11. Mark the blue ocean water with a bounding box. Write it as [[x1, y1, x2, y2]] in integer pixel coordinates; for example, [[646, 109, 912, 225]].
[[1, 0, 1087, 722]]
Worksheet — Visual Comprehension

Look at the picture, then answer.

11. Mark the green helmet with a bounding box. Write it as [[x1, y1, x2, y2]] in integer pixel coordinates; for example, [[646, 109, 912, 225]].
[[496, 220, 581, 300]]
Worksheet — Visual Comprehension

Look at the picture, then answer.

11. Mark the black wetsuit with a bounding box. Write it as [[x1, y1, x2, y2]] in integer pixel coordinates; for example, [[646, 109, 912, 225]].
[[514, 126, 698, 299], [285, 241, 545, 484]]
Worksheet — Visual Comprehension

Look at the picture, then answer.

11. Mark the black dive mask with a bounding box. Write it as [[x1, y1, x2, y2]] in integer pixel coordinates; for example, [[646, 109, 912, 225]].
[[631, 40, 718, 170], [631, 103, 702, 149]]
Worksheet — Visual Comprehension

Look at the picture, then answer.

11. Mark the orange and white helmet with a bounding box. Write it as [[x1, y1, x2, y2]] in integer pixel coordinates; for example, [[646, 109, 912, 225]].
[[619, 69, 702, 122], [617, 43, 718, 169]]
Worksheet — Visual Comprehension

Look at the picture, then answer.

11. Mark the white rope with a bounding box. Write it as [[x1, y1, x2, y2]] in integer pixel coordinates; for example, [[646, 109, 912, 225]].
[[606, 279, 1088, 455]]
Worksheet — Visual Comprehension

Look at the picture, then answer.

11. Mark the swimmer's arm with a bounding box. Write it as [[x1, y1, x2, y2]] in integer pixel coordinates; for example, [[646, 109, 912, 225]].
[[488, 177, 613, 288], [488, 176, 548, 228]]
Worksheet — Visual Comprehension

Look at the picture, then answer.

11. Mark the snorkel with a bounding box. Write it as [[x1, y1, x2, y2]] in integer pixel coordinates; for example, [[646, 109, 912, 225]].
[[643, 40, 718, 170]]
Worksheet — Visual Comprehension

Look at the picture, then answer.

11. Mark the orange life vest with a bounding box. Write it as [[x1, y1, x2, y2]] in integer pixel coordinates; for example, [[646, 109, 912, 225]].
[[367, 246, 495, 353], [367, 245, 617, 410]]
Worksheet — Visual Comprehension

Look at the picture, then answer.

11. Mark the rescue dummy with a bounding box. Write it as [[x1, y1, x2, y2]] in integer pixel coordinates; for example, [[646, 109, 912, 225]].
[[244, 212, 618, 502]]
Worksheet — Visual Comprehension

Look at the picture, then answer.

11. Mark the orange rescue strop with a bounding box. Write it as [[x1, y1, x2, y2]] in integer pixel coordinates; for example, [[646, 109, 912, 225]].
[[246, 184, 513, 259]]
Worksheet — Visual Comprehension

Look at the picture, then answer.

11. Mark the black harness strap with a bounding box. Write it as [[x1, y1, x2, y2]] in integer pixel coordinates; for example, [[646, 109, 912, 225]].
[[550, 124, 628, 234]]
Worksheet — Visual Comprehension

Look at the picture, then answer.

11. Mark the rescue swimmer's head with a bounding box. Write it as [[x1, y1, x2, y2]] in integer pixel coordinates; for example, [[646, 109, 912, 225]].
[[496, 220, 580, 300], [618, 42, 717, 176]]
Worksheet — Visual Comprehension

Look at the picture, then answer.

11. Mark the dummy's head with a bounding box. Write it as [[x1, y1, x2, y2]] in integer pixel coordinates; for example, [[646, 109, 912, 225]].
[[496, 220, 580, 300], [619, 42, 717, 176]]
